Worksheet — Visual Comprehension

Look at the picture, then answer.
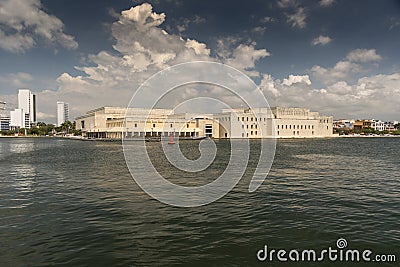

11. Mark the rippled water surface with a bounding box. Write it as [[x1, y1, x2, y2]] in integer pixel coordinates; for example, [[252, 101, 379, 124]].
[[0, 137, 399, 266]]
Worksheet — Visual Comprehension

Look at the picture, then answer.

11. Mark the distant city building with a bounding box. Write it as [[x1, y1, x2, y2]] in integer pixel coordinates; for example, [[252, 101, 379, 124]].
[[0, 100, 10, 131], [10, 89, 36, 129], [371, 120, 385, 132], [0, 116, 10, 131], [353, 120, 372, 132], [18, 89, 36, 126], [57, 101, 70, 126], [384, 121, 399, 132], [333, 119, 354, 130], [10, 108, 26, 129], [75, 106, 335, 139]]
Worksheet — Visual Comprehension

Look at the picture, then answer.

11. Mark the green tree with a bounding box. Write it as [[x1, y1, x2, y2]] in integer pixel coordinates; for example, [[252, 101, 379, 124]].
[[60, 121, 74, 134], [28, 127, 39, 135]]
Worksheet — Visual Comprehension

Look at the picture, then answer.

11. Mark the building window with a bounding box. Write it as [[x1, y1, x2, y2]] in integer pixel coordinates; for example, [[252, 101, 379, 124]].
[[187, 124, 189, 128], [247, 117, 249, 121], [293, 131, 296, 135], [251, 117, 253, 121], [277, 131, 280, 135], [289, 125, 291, 129], [153, 123, 156, 128], [312, 131, 314, 135], [251, 131, 253, 135], [238, 117, 240, 121], [242, 117, 244, 121], [135, 123, 137, 127], [297, 131, 300, 135], [242, 125, 244, 129], [277, 125, 280, 129], [255, 131, 257, 135], [251, 125, 253, 129], [255, 124, 257, 129], [170, 124, 173, 128], [327, 126, 329, 130], [247, 125, 249, 129], [205, 124, 213, 137], [242, 133, 244, 137]]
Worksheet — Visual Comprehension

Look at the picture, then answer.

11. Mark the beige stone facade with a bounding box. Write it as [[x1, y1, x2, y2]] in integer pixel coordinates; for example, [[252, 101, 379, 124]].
[[75, 106, 335, 139], [75, 107, 219, 139]]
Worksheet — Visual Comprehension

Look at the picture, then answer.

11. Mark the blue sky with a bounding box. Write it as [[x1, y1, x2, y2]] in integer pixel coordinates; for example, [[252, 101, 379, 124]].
[[1, 0, 400, 122]]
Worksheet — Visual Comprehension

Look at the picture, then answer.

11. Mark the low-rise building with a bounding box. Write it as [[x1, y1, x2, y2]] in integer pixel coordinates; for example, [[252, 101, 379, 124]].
[[333, 119, 354, 130], [353, 120, 372, 132], [371, 120, 386, 132], [0, 116, 10, 131], [384, 121, 399, 132], [75, 106, 335, 139], [75, 107, 219, 139]]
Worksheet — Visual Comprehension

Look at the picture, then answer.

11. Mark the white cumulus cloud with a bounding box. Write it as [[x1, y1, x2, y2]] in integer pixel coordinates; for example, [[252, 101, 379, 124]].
[[311, 35, 332, 46], [287, 7, 307, 29], [260, 72, 400, 120], [282, 75, 311, 86], [346, 49, 382, 63], [311, 60, 362, 85], [26, 3, 269, 120], [319, 0, 335, 7], [0, 0, 78, 53]]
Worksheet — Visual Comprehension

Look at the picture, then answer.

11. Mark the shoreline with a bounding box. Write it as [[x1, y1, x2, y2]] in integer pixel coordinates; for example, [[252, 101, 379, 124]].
[[1, 135, 400, 140]]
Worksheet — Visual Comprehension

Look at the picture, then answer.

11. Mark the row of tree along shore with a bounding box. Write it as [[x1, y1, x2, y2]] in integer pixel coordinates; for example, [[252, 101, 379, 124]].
[[0, 121, 81, 137], [334, 126, 400, 136]]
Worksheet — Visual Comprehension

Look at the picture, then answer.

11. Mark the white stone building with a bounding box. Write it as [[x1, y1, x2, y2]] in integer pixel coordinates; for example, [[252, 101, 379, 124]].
[[75, 107, 219, 139], [75, 106, 335, 139], [215, 107, 334, 138]]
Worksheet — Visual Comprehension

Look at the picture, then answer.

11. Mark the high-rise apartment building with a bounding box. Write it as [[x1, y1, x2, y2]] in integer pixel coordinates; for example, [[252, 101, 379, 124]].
[[0, 100, 10, 131], [57, 101, 69, 126], [18, 89, 36, 127], [10, 108, 25, 129]]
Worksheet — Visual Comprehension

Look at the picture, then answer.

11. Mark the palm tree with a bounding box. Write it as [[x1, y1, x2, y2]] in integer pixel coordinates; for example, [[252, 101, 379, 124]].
[[61, 121, 73, 134]]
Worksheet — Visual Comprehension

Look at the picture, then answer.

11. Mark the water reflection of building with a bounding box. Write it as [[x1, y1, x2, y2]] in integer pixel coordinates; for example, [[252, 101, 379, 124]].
[[75, 106, 335, 139]]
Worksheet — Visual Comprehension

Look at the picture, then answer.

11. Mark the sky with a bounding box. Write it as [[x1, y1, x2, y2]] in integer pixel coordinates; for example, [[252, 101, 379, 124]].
[[1, 0, 400, 123]]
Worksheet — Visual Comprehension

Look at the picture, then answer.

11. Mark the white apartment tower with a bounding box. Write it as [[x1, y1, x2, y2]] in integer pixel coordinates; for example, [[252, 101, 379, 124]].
[[10, 89, 36, 129], [10, 109, 26, 129], [18, 89, 36, 126], [57, 101, 69, 126]]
